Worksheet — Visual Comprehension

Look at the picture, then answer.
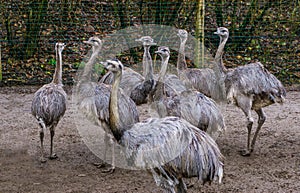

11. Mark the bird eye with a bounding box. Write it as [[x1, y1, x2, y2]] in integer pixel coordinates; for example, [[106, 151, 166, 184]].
[[162, 48, 169, 53]]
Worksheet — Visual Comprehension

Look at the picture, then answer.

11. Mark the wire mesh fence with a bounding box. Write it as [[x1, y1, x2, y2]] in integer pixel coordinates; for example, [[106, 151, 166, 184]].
[[0, 0, 299, 86]]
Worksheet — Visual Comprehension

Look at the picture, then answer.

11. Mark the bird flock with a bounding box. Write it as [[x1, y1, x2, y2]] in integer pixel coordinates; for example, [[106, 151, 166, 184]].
[[31, 27, 286, 193]]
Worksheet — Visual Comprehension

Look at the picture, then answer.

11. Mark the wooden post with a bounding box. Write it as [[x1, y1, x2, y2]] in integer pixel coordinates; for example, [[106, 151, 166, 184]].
[[195, 0, 205, 68], [0, 43, 2, 81]]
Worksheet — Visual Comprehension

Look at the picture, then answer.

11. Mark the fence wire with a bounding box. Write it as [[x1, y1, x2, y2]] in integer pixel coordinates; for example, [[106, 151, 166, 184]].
[[0, 0, 299, 86]]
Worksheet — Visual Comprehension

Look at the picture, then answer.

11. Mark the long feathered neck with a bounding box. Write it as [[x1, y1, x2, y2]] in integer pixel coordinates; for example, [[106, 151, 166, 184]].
[[81, 46, 101, 81], [158, 55, 169, 82], [177, 38, 187, 72], [143, 45, 154, 81], [52, 48, 63, 85], [109, 70, 124, 142], [154, 55, 169, 100], [215, 35, 228, 75]]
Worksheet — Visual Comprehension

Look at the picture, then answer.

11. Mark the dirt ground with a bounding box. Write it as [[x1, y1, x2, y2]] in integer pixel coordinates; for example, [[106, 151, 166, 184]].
[[0, 85, 299, 193]]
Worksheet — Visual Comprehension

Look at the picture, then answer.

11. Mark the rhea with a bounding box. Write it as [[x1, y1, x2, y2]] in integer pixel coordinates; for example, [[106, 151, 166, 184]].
[[75, 36, 139, 173], [172, 29, 225, 101], [215, 27, 286, 155], [99, 36, 156, 105], [105, 58, 224, 193], [31, 42, 67, 163], [149, 46, 226, 140]]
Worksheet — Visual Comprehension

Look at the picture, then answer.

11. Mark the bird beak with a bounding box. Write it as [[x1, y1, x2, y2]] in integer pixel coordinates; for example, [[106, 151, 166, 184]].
[[83, 40, 92, 45], [149, 42, 157, 46], [214, 29, 220, 35], [100, 61, 108, 70]]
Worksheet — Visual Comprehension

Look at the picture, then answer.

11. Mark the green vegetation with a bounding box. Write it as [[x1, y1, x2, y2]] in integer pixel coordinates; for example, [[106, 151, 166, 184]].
[[0, 0, 299, 85], [0, 44, 2, 81]]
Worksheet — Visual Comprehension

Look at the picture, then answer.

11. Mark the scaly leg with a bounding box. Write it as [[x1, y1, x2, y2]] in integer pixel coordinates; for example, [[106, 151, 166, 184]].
[[37, 117, 47, 163], [175, 178, 187, 193], [236, 96, 254, 156], [102, 135, 115, 173], [250, 108, 266, 152], [40, 130, 46, 163], [94, 132, 110, 169], [103, 132, 109, 163], [111, 139, 115, 172], [243, 113, 254, 156], [49, 126, 58, 159]]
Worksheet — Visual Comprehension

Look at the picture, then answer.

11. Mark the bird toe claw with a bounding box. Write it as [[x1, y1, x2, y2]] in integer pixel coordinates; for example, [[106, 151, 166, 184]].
[[93, 162, 106, 168], [49, 153, 58, 160], [101, 166, 115, 174], [40, 157, 47, 163], [239, 149, 251, 156]]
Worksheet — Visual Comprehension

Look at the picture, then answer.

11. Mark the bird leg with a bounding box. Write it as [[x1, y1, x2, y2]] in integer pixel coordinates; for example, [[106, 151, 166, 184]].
[[39, 130, 46, 163], [95, 133, 109, 168], [250, 109, 266, 152], [49, 126, 58, 160], [242, 114, 254, 156], [97, 133, 115, 173], [111, 140, 115, 171], [237, 96, 254, 156], [175, 178, 187, 193], [102, 135, 115, 174], [103, 133, 109, 165], [38, 118, 47, 163]]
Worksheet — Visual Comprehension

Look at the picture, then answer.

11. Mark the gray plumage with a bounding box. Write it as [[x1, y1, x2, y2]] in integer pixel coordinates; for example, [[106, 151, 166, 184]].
[[99, 36, 156, 105], [162, 74, 189, 97], [75, 37, 139, 172], [100, 66, 144, 96], [173, 29, 225, 101], [31, 42, 67, 163], [158, 30, 191, 95], [106, 59, 224, 193], [225, 63, 286, 106], [149, 46, 226, 140], [214, 27, 286, 155]]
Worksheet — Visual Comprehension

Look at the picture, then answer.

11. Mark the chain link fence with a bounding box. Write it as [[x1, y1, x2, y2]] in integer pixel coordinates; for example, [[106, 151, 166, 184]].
[[0, 0, 299, 86]]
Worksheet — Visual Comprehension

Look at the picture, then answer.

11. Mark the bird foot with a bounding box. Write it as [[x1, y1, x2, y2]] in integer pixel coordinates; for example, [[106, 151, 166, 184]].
[[93, 162, 106, 168], [239, 149, 251, 156], [93, 162, 115, 173], [101, 166, 115, 174], [49, 153, 58, 160], [40, 157, 47, 163]]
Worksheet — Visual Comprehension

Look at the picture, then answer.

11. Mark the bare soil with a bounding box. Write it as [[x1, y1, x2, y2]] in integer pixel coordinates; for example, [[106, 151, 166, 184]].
[[0, 86, 299, 193]]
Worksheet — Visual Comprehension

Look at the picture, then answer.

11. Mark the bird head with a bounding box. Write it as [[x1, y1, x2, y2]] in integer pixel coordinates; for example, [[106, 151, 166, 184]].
[[177, 29, 188, 41], [155, 46, 170, 58], [55, 42, 65, 53], [214, 27, 229, 39], [102, 59, 124, 74], [135, 36, 157, 46], [83, 36, 102, 48]]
